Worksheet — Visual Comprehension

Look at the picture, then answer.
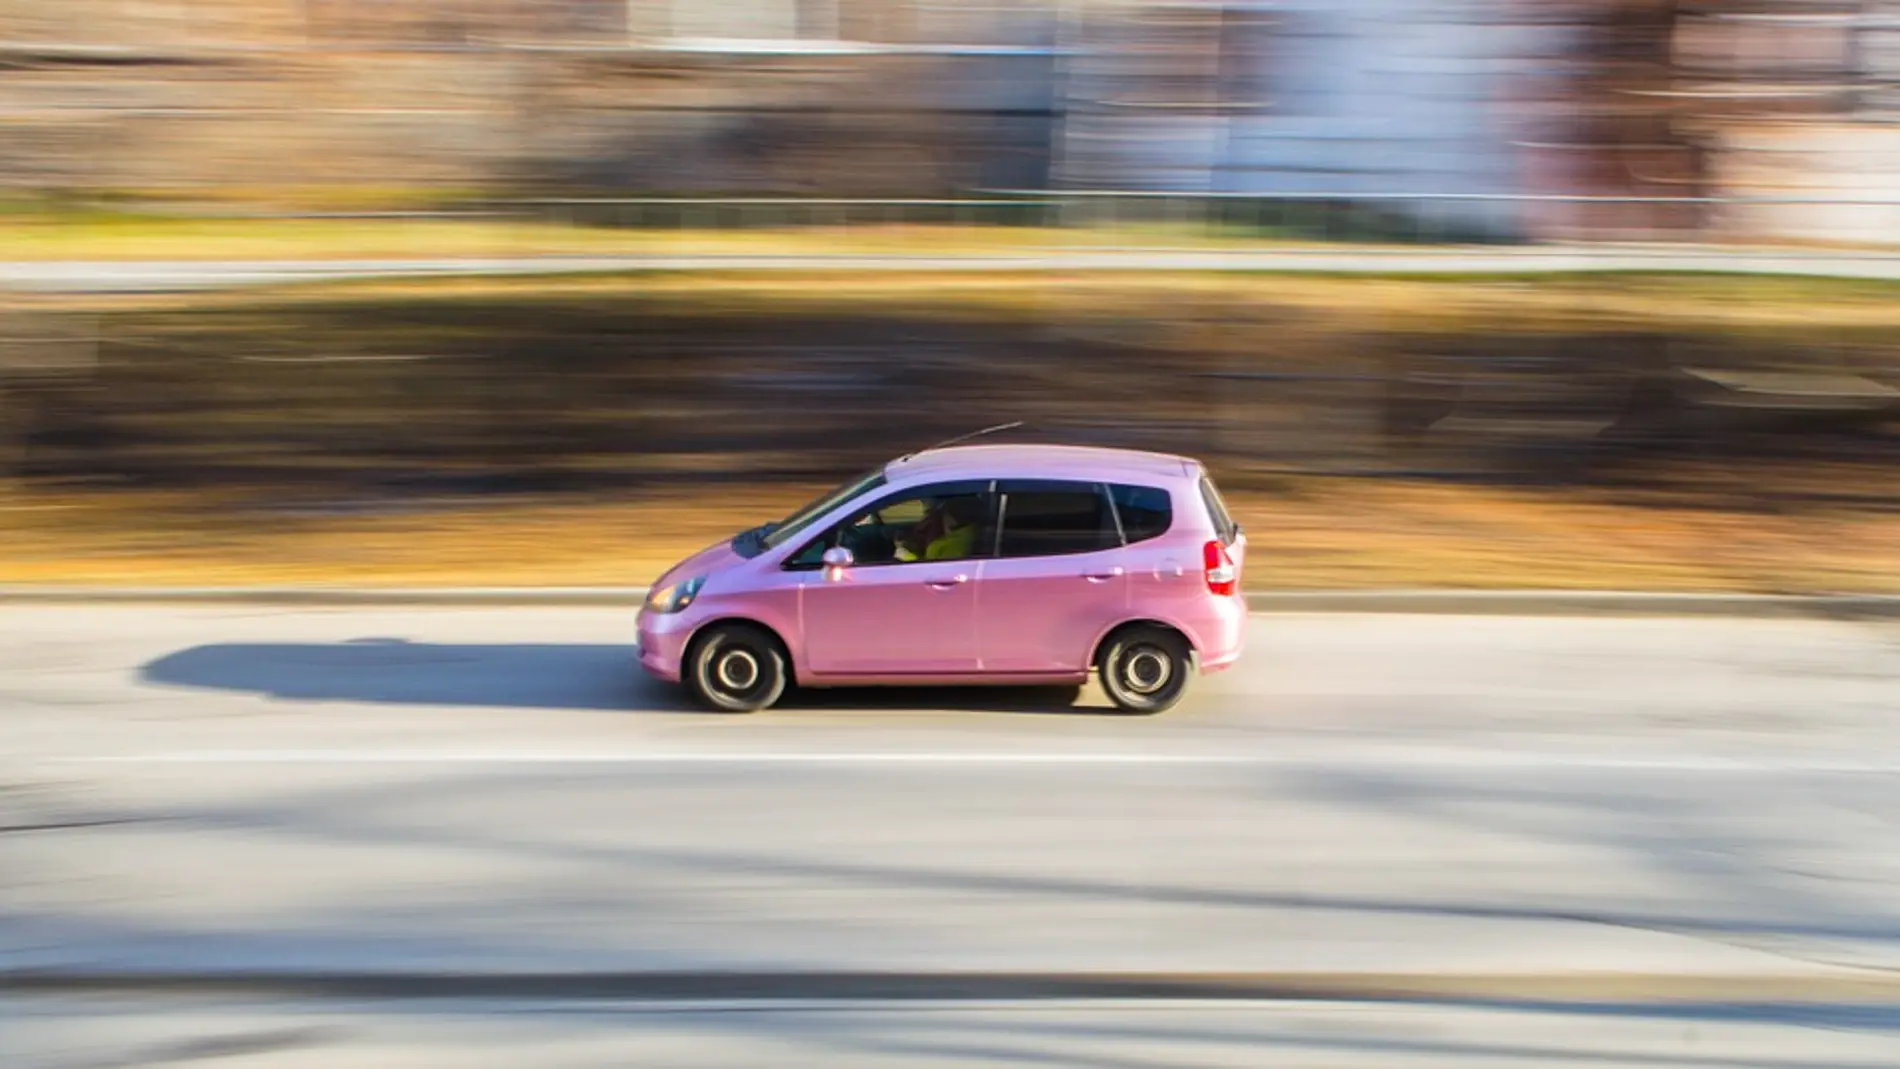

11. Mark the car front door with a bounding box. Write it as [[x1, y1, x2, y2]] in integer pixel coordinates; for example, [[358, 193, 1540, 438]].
[[977, 480, 1129, 674], [791, 481, 995, 677]]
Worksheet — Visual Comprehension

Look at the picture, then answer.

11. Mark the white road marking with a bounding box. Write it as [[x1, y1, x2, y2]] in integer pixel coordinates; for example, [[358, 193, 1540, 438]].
[[40, 747, 1900, 774]]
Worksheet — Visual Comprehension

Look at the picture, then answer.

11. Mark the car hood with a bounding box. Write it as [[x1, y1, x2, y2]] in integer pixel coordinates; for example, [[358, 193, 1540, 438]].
[[651, 540, 744, 593]]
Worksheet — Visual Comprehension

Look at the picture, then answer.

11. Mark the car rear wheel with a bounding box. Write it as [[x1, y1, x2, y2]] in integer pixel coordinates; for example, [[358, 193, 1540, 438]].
[[1097, 625, 1192, 715], [686, 624, 789, 713]]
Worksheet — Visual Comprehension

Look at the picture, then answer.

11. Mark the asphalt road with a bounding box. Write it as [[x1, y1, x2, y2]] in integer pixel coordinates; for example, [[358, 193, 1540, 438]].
[[13, 996, 1900, 1068], [7, 245, 1900, 291], [5, 604, 1900, 1066]]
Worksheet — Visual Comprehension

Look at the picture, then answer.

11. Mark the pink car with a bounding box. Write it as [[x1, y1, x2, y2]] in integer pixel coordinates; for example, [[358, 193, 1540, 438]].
[[637, 442, 1247, 714]]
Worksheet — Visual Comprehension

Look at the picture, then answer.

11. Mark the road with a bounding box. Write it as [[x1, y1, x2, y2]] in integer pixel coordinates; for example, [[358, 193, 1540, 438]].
[[7, 245, 1900, 291], [14, 996, 1900, 1068], [5, 604, 1900, 1067]]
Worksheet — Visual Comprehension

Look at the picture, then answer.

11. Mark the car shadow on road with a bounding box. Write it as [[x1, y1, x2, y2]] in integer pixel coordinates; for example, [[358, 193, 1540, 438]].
[[140, 639, 1097, 715], [141, 639, 681, 713]]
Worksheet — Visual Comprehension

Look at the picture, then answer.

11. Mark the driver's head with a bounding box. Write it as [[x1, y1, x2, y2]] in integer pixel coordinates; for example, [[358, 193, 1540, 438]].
[[942, 496, 982, 529]]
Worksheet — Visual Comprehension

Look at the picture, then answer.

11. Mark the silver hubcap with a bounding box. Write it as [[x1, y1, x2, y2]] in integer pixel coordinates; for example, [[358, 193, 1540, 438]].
[[1122, 646, 1173, 696], [714, 649, 761, 692]]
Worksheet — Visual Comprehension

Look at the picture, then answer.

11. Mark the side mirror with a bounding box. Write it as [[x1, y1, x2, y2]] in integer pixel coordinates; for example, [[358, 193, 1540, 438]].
[[821, 546, 854, 580]]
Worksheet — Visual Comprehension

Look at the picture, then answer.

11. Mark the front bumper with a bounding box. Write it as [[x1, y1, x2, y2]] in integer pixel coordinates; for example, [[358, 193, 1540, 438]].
[[635, 607, 693, 683]]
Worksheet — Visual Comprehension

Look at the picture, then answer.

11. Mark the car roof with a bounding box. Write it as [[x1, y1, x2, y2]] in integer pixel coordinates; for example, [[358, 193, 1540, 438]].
[[886, 443, 1197, 484]]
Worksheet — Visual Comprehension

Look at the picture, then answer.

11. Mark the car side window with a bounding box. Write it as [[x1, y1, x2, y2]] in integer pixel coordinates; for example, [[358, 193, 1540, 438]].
[[786, 480, 996, 569], [996, 480, 1121, 559], [1108, 483, 1173, 545]]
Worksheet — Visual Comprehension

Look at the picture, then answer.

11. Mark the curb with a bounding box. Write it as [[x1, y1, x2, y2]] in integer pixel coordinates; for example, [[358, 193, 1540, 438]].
[[1, 586, 1898, 618], [1256, 591, 1900, 619], [0, 586, 650, 607]]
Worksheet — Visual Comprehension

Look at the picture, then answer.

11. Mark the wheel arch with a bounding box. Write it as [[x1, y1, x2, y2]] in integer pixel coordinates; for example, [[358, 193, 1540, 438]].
[[685, 616, 799, 686], [1089, 618, 1197, 672]]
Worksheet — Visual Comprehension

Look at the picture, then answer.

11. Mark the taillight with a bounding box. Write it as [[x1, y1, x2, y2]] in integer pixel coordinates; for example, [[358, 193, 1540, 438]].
[[1203, 539, 1237, 596]]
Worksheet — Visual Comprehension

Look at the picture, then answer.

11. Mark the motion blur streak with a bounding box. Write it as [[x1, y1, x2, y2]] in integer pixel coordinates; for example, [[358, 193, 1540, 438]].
[[4, 2, 1900, 1067]]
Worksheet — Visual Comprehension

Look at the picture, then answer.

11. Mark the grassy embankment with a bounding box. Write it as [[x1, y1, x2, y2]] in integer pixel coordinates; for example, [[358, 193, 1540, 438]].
[[3, 270, 1897, 591]]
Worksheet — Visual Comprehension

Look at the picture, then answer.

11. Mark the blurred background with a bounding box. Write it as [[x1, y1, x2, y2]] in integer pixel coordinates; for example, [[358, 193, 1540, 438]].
[[2, 0, 1898, 590], [11, 9, 1900, 1067]]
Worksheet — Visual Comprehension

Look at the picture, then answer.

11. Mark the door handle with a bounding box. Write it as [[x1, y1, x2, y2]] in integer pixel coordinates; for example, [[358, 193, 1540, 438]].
[[1083, 567, 1126, 582], [925, 574, 969, 589]]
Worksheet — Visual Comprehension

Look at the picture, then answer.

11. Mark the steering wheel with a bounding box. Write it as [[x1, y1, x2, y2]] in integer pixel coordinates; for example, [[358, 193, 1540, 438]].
[[841, 519, 894, 563]]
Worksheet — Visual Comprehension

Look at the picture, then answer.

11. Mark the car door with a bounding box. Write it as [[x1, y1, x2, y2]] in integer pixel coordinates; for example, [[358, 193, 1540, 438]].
[[791, 480, 995, 677], [976, 480, 1129, 674]]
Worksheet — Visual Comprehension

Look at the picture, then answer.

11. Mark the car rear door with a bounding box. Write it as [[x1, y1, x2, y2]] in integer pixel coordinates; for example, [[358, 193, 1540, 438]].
[[975, 479, 1128, 674]]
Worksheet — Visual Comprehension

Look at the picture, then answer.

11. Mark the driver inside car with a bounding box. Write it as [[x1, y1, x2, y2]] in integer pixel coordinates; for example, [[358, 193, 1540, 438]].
[[894, 495, 981, 563]]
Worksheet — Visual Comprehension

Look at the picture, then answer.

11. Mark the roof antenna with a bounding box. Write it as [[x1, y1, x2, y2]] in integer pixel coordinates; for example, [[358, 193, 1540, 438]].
[[894, 421, 1026, 465], [919, 421, 1025, 454]]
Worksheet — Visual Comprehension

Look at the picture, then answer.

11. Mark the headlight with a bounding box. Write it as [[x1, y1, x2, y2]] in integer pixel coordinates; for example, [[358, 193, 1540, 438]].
[[645, 575, 706, 614]]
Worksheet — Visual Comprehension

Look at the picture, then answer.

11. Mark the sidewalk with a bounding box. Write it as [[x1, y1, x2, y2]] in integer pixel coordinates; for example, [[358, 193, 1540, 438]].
[[9, 244, 1900, 292]]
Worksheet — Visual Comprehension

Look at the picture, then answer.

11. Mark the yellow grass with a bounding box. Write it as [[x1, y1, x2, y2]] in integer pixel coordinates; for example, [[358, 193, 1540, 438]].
[[0, 216, 1328, 262], [20, 270, 1900, 350]]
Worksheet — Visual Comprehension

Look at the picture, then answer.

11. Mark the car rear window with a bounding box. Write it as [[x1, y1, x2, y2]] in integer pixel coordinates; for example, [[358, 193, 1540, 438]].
[[1108, 483, 1173, 545], [1198, 472, 1238, 546]]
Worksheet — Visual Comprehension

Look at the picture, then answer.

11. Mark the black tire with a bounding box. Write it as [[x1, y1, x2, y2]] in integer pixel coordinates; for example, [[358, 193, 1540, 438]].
[[1097, 625, 1193, 715], [685, 623, 789, 713]]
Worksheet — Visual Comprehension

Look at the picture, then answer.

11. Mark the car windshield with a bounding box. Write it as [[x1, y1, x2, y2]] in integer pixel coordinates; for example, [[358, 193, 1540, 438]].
[[746, 467, 887, 554]]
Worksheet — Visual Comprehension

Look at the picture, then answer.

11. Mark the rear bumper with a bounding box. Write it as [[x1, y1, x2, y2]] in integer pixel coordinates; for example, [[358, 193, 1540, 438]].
[[1194, 597, 1248, 675], [1200, 646, 1244, 674]]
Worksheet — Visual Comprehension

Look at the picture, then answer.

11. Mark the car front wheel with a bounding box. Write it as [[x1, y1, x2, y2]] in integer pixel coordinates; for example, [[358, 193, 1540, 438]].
[[1098, 625, 1193, 715], [686, 623, 789, 712]]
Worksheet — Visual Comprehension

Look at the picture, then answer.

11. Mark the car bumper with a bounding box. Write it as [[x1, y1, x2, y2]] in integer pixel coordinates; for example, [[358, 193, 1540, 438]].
[[1195, 597, 1249, 674], [635, 607, 692, 683]]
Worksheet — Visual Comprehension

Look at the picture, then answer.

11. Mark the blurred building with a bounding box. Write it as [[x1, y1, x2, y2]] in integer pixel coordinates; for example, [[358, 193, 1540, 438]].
[[1680, 1, 1900, 245], [1055, 0, 1561, 237], [0, 0, 1895, 242], [0, 0, 1062, 196], [1061, 0, 1900, 243], [1509, 0, 1900, 243]]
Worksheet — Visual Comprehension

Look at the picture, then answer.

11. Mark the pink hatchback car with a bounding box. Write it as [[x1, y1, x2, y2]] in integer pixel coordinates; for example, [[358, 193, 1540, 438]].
[[637, 442, 1247, 714]]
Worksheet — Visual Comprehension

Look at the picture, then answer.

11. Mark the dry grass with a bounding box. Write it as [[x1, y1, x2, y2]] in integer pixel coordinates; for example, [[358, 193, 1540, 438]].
[[0, 216, 1335, 262], [4, 479, 1894, 593], [85, 267, 1900, 334], [36, 269, 1900, 339]]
